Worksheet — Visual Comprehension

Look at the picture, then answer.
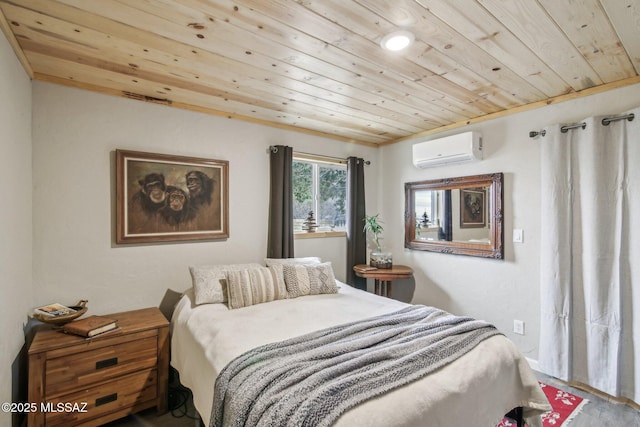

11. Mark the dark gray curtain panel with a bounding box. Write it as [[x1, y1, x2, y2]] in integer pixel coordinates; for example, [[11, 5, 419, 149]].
[[443, 189, 453, 241], [267, 145, 294, 258], [346, 157, 367, 290]]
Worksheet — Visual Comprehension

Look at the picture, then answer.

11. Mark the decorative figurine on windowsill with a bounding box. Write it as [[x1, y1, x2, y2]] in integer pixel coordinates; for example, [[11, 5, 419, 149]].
[[420, 211, 430, 227], [302, 211, 319, 233]]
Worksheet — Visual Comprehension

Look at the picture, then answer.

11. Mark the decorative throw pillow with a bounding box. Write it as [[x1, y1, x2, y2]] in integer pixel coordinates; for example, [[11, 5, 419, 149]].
[[226, 265, 288, 309], [189, 263, 263, 305], [282, 262, 338, 298], [265, 257, 322, 267]]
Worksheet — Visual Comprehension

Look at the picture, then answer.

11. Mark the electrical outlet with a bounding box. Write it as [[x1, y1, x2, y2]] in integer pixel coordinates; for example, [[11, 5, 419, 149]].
[[513, 319, 525, 335]]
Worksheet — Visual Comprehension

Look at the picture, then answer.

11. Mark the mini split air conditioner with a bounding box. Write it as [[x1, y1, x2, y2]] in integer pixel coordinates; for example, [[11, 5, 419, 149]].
[[412, 131, 482, 168]]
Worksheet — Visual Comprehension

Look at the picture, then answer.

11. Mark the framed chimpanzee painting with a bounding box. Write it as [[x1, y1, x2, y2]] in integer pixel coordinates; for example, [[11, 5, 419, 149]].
[[459, 188, 486, 229], [116, 149, 229, 243]]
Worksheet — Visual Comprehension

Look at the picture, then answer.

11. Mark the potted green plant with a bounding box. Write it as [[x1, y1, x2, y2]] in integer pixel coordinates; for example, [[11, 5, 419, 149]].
[[363, 214, 393, 269]]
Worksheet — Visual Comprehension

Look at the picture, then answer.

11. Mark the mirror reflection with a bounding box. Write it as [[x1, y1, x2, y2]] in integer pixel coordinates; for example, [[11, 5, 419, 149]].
[[414, 187, 491, 244], [404, 173, 503, 259]]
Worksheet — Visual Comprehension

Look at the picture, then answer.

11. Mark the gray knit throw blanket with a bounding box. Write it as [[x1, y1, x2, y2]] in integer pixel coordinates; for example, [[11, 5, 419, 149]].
[[210, 305, 501, 427]]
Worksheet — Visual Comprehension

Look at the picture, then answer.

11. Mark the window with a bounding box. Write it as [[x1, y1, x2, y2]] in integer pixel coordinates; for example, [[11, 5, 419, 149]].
[[414, 190, 441, 237], [292, 157, 347, 233], [415, 190, 435, 227]]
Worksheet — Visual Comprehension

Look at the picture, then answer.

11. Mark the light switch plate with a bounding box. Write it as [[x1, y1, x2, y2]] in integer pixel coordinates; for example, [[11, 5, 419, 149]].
[[513, 229, 524, 243]]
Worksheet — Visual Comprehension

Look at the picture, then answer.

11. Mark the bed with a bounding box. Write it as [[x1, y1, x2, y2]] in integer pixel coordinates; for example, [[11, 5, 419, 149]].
[[171, 261, 550, 427]]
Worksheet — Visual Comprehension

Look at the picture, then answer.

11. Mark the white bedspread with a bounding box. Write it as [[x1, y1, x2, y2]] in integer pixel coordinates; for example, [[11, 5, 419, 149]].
[[171, 284, 550, 427]]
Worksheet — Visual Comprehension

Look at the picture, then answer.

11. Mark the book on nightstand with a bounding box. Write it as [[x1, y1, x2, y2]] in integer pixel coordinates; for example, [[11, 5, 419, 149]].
[[62, 315, 118, 338], [354, 265, 378, 272]]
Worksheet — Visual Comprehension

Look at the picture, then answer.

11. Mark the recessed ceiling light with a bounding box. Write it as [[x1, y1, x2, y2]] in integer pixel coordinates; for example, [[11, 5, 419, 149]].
[[380, 30, 415, 51]]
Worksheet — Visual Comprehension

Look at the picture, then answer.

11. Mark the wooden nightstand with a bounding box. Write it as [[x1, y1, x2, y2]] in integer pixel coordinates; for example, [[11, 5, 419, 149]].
[[353, 264, 414, 298], [27, 307, 169, 427]]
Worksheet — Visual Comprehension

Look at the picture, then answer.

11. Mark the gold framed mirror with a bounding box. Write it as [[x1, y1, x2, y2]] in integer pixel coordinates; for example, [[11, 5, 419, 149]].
[[404, 173, 503, 259]]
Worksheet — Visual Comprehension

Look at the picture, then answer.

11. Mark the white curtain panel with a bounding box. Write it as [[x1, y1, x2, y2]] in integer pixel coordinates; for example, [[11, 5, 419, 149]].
[[539, 106, 639, 403]]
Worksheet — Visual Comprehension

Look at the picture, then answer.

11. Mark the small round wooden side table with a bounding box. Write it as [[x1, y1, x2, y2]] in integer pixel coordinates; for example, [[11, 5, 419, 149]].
[[353, 264, 414, 298]]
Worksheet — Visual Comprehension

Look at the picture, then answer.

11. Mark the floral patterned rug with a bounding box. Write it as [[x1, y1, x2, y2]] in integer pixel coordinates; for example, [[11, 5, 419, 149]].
[[497, 382, 589, 427]]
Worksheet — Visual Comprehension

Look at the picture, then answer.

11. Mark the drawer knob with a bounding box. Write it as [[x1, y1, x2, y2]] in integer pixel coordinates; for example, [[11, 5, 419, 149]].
[[95, 393, 118, 407], [96, 357, 118, 370]]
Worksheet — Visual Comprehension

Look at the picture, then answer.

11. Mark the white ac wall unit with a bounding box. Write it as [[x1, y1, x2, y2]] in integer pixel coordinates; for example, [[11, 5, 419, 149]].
[[412, 131, 482, 168]]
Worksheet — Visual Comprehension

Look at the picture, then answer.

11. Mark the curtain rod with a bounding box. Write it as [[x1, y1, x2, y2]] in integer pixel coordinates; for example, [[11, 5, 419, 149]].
[[529, 113, 635, 138], [560, 122, 586, 133], [268, 146, 370, 165], [602, 113, 634, 126]]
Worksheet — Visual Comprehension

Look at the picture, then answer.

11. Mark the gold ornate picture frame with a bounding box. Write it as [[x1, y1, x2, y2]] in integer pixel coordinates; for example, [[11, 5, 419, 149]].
[[116, 149, 229, 244]]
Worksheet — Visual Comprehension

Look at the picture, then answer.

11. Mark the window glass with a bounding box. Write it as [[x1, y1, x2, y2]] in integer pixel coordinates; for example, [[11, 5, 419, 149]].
[[293, 161, 313, 232], [415, 190, 433, 227], [293, 159, 346, 232]]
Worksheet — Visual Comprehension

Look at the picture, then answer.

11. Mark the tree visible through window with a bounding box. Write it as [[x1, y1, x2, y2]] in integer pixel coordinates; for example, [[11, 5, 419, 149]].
[[292, 159, 346, 232]]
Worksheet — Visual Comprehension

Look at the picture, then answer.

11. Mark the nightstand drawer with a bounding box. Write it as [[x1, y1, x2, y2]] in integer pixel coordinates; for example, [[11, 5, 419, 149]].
[[45, 369, 157, 427], [45, 335, 157, 397]]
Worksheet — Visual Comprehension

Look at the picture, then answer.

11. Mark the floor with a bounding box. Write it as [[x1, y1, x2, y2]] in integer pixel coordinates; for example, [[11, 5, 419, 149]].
[[534, 372, 640, 426], [105, 371, 640, 427], [103, 379, 202, 427]]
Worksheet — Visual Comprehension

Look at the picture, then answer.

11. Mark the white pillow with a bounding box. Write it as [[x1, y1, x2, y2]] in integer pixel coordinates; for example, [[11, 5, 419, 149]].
[[189, 263, 263, 305], [226, 265, 288, 309], [265, 257, 322, 266], [282, 262, 338, 298]]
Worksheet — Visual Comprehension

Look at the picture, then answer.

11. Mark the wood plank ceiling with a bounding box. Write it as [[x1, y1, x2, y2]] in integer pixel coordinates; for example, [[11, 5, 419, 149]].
[[1, 0, 639, 146]]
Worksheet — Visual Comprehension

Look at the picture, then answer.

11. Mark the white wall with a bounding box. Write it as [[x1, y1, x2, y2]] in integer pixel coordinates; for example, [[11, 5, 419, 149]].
[[295, 235, 347, 281], [379, 83, 640, 360], [0, 33, 32, 426], [31, 82, 378, 315]]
